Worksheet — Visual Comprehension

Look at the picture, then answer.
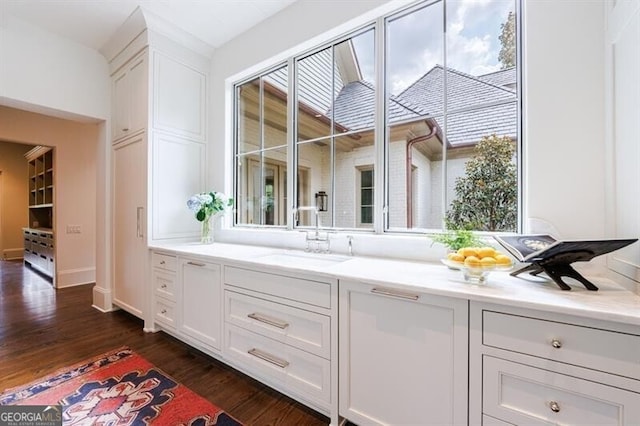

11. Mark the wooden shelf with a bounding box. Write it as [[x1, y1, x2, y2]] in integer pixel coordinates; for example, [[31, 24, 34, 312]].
[[25, 146, 54, 231]]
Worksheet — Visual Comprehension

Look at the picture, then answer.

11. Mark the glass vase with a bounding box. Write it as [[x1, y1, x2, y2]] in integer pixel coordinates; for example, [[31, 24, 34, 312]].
[[201, 215, 213, 244]]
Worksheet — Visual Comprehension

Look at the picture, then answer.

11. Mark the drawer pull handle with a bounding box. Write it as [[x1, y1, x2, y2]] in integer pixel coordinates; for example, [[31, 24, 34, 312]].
[[160, 284, 167, 289], [248, 348, 289, 369], [160, 260, 166, 265], [160, 309, 167, 314], [187, 261, 205, 267], [248, 312, 289, 329], [551, 339, 562, 349], [371, 287, 419, 300], [549, 401, 560, 413]]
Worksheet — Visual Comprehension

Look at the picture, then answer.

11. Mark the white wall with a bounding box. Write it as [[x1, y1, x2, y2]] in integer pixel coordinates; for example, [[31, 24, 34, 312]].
[[0, 106, 98, 287], [0, 14, 110, 121], [0, 14, 110, 290], [523, 0, 605, 239]]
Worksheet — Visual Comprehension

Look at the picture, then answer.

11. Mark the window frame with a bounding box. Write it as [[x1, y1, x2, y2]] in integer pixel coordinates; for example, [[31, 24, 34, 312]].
[[232, 0, 523, 235]]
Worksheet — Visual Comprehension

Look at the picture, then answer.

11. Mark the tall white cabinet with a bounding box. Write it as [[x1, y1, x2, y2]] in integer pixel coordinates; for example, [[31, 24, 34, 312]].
[[605, 0, 640, 289], [107, 8, 209, 320], [112, 133, 147, 317]]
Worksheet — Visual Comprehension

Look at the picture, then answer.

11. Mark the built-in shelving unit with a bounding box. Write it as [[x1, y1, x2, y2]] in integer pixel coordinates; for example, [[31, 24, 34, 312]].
[[24, 146, 55, 281]]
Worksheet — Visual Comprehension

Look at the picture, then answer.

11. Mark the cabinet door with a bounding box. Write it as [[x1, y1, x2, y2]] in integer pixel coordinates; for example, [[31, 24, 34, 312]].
[[112, 134, 147, 318], [152, 133, 205, 240], [179, 258, 222, 351], [339, 280, 468, 426], [112, 52, 147, 142]]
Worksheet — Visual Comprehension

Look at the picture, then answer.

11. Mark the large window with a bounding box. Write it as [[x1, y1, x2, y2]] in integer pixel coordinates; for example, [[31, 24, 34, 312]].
[[234, 0, 521, 234]]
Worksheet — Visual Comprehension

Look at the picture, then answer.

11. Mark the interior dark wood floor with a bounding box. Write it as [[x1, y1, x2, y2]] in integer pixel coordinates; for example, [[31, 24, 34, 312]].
[[0, 259, 329, 425]]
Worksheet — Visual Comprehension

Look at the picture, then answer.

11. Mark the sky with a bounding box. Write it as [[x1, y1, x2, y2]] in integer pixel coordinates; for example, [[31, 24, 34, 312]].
[[353, 0, 515, 94]]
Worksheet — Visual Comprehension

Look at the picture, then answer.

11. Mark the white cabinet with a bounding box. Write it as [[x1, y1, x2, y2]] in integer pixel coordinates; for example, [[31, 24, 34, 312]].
[[151, 252, 177, 329], [112, 134, 147, 318], [108, 20, 210, 319], [470, 302, 640, 426], [179, 258, 222, 351], [112, 51, 147, 142], [223, 266, 337, 420], [339, 280, 469, 426]]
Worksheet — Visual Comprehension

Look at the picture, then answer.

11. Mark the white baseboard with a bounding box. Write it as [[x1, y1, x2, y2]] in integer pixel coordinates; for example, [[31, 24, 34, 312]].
[[92, 285, 114, 312], [57, 267, 96, 288], [3, 248, 24, 260]]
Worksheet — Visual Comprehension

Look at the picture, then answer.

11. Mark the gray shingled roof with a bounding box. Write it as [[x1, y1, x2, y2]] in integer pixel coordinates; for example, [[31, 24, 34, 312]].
[[329, 80, 426, 131], [331, 65, 517, 146], [478, 67, 516, 87]]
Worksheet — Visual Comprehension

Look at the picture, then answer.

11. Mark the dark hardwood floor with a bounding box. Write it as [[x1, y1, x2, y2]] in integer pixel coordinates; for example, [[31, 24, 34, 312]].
[[0, 259, 329, 425]]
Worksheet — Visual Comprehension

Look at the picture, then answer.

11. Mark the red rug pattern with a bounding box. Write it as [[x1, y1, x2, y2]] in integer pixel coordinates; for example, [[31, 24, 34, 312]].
[[0, 347, 242, 425]]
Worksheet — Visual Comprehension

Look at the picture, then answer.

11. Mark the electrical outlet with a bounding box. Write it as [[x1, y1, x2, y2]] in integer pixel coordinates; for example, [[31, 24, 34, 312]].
[[66, 225, 81, 234]]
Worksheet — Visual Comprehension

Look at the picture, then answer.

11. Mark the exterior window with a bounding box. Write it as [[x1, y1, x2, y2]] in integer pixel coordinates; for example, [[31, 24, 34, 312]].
[[233, 0, 521, 234], [358, 168, 374, 227], [235, 66, 288, 226], [295, 29, 376, 228]]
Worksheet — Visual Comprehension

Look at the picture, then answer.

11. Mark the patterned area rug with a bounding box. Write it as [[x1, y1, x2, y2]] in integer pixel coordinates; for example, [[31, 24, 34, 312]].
[[0, 347, 242, 425]]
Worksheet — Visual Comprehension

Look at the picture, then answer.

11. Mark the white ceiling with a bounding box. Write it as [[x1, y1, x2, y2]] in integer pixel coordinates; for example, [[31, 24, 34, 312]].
[[1, 0, 297, 52]]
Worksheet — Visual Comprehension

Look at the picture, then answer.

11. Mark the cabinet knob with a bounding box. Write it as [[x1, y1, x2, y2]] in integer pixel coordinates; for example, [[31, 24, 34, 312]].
[[549, 401, 560, 413], [160, 260, 166, 265], [160, 309, 167, 314], [550, 338, 562, 349], [160, 284, 167, 289]]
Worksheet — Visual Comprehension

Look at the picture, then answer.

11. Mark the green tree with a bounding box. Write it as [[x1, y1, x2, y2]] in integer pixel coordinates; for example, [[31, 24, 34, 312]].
[[446, 134, 517, 232], [498, 11, 516, 69]]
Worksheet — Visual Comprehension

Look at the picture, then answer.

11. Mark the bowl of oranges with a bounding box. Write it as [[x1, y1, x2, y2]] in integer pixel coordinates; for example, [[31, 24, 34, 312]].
[[441, 246, 513, 283]]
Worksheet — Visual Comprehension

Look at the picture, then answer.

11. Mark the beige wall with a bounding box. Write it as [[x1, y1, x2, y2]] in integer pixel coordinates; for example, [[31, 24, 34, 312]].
[[0, 105, 98, 287], [0, 141, 31, 259]]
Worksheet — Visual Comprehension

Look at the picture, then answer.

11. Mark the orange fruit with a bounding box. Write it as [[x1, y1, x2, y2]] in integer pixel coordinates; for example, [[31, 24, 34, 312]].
[[480, 257, 497, 267], [447, 252, 465, 263], [477, 246, 497, 259], [460, 247, 479, 258], [464, 255, 482, 267], [494, 254, 512, 266]]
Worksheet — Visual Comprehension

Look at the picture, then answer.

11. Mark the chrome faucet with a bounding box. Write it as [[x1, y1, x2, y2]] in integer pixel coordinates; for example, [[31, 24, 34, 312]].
[[296, 206, 329, 252], [296, 206, 321, 239]]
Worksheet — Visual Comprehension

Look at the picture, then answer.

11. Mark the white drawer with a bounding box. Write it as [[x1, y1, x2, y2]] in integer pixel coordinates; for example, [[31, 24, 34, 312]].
[[224, 324, 330, 409], [155, 298, 176, 329], [152, 252, 177, 272], [225, 290, 330, 359], [152, 269, 176, 301], [482, 414, 514, 426], [224, 266, 331, 309], [482, 310, 640, 380], [483, 356, 640, 426]]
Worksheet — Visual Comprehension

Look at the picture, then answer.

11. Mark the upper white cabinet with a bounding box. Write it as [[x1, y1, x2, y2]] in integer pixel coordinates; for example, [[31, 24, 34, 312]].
[[339, 280, 469, 426], [112, 51, 148, 142], [153, 53, 206, 141], [605, 0, 640, 286]]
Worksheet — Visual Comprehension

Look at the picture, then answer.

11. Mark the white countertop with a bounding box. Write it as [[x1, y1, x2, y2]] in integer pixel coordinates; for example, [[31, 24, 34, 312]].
[[150, 241, 640, 326]]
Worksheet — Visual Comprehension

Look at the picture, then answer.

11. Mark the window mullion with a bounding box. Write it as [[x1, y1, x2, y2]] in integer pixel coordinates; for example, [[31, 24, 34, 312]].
[[441, 4, 449, 230], [374, 17, 386, 234], [287, 57, 295, 230]]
